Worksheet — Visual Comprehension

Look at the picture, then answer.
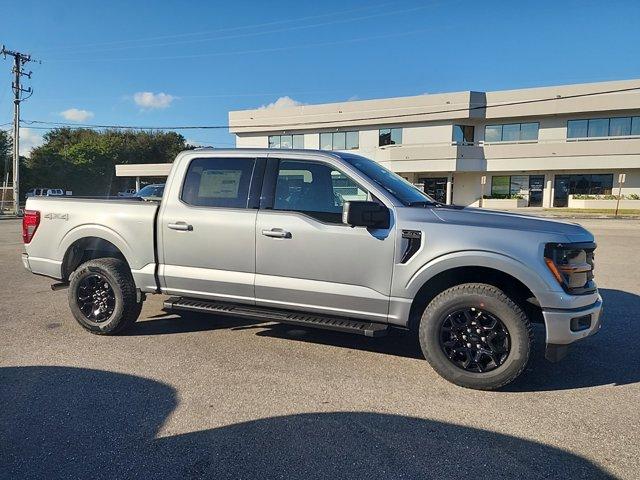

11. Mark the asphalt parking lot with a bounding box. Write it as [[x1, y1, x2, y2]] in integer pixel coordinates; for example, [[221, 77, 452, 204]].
[[1, 218, 639, 479]]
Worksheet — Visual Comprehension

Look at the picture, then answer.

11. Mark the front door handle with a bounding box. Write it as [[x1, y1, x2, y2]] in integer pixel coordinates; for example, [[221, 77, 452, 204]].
[[261, 228, 291, 239], [168, 222, 193, 231]]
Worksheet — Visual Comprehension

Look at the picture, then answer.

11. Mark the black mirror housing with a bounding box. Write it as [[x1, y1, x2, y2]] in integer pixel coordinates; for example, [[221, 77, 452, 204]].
[[342, 201, 390, 229]]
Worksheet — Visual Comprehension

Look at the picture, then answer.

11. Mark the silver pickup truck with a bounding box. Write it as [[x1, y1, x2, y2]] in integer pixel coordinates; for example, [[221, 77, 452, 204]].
[[21, 149, 602, 390]]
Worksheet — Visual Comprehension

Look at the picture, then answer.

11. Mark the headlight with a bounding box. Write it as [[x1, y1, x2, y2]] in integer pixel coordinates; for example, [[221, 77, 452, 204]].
[[544, 242, 596, 295]]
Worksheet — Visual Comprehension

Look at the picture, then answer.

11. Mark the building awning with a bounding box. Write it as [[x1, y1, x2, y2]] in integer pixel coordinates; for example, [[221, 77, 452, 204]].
[[115, 163, 172, 177]]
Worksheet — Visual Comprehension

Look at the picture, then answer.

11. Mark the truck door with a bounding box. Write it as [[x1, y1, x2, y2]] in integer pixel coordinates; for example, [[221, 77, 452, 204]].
[[255, 157, 395, 322], [159, 155, 263, 304]]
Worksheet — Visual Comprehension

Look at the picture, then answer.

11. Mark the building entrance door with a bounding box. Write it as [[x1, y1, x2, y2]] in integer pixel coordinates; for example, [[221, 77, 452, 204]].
[[528, 175, 545, 207], [553, 175, 570, 207], [421, 177, 448, 204]]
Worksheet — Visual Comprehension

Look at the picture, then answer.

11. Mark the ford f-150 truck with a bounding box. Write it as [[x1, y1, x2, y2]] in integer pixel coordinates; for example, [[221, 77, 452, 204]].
[[21, 149, 602, 390]]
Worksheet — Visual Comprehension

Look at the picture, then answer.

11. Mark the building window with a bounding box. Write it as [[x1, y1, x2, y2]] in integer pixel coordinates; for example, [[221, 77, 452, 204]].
[[567, 120, 588, 138], [553, 173, 614, 207], [319, 131, 359, 150], [379, 128, 402, 146], [490, 175, 529, 198], [610, 117, 631, 136], [453, 125, 474, 144], [268, 134, 304, 149], [567, 116, 640, 139], [519, 123, 539, 141], [484, 125, 503, 143], [588, 119, 609, 137], [563, 174, 614, 195], [346, 131, 359, 150], [484, 123, 539, 143]]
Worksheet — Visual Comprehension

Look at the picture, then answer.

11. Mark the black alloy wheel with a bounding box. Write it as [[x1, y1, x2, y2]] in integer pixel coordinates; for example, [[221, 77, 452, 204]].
[[76, 273, 116, 323], [439, 307, 510, 373]]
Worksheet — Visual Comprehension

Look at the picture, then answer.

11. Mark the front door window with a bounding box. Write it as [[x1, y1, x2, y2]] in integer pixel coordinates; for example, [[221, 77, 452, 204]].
[[274, 160, 368, 223]]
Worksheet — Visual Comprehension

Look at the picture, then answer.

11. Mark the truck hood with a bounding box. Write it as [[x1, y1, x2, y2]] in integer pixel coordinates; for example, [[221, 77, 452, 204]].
[[429, 206, 594, 243]]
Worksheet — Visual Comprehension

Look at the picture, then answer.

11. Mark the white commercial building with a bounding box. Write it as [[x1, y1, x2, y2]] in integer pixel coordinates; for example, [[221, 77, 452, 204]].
[[228, 79, 640, 208]]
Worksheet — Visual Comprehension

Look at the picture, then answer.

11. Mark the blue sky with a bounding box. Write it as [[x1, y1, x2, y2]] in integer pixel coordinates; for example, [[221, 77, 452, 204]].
[[1, 0, 639, 154]]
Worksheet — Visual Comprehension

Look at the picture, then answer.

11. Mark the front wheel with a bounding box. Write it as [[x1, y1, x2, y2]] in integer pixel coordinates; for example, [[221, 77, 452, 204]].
[[418, 283, 532, 390], [68, 258, 142, 335]]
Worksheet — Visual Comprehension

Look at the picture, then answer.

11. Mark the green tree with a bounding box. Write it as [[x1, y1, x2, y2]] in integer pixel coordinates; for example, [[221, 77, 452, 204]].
[[0, 130, 11, 183], [25, 129, 190, 196]]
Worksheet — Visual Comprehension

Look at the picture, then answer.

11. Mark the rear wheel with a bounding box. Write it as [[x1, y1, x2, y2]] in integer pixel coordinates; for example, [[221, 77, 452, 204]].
[[68, 258, 142, 335], [418, 283, 532, 390]]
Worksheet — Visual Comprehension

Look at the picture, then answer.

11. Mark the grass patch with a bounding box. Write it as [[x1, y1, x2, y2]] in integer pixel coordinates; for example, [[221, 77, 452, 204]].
[[543, 208, 640, 215]]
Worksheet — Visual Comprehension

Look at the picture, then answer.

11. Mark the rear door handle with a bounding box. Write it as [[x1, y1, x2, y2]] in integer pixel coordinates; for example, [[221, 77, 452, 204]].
[[261, 228, 291, 239], [168, 222, 193, 231]]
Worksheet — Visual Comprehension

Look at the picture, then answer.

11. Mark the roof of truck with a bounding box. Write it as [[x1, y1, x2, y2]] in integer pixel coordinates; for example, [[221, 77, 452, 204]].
[[188, 147, 362, 162]]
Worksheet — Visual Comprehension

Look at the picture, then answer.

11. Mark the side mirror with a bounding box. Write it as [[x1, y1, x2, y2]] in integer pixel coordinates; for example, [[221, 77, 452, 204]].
[[342, 201, 390, 229]]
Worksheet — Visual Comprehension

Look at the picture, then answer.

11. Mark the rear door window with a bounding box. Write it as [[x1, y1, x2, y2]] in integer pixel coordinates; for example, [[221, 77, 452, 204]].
[[181, 157, 255, 208]]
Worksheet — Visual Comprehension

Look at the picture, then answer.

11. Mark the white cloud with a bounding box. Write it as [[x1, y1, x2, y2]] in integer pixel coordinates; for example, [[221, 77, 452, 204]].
[[19, 128, 44, 157], [258, 96, 303, 110], [133, 92, 176, 109], [60, 108, 94, 122]]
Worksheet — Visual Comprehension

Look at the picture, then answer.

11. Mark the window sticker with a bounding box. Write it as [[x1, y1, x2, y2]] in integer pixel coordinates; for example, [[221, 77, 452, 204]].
[[198, 170, 243, 198]]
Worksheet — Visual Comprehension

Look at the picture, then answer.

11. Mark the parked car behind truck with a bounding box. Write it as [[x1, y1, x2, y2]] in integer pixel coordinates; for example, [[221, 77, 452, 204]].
[[21, 149, 602, 390], [25, 188, 70, 199]]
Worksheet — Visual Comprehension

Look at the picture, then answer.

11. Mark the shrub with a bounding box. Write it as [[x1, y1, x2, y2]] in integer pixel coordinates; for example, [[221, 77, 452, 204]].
[[482, 194, 519, 200]]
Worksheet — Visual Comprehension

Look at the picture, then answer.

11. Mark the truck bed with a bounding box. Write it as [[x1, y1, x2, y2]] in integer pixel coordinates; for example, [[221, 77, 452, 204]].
[[23, 196, 159, 289]]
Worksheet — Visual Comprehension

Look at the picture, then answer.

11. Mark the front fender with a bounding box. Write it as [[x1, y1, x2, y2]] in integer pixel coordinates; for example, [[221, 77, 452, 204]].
[[404, 250, 555, 301]]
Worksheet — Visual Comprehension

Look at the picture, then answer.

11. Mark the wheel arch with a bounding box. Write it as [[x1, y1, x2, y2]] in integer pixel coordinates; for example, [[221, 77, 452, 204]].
[[62, 236, 131, 281], [407, 265, 543, 331]]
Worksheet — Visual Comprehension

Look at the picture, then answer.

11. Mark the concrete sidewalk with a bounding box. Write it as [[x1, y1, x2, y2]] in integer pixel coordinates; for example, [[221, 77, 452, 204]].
[[483, 207, 640, 219]]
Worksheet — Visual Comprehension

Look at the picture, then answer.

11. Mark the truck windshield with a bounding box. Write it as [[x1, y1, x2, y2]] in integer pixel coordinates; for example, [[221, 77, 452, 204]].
[[338, 153, 436, 206]]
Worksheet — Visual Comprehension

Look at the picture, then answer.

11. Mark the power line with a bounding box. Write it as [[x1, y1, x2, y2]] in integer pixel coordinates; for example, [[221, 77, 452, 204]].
[[20, 85, 640, 131], [33, 2, 396, 53], [45, 3, 433, 57], [44, 26, 442, 63]]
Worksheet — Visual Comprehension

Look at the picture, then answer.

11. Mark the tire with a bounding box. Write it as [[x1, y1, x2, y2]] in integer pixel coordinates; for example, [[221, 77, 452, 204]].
[[68, 258, 143, 335], [418, 283, 532, 390]]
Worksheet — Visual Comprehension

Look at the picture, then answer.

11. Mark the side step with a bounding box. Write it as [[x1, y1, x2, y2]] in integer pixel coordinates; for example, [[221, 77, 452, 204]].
[[163, 297, 388, 337]]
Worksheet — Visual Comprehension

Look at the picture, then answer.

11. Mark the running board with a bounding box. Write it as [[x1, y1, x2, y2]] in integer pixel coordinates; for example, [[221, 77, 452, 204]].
[[163, 297, 388, 337]]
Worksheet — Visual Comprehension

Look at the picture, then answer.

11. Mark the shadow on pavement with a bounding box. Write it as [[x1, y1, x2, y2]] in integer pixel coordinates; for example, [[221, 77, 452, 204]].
[[123, 287, 640, 391], [508, 288, 640, 391], [126, 311, 268, 336], [0, 366, 613, 479]]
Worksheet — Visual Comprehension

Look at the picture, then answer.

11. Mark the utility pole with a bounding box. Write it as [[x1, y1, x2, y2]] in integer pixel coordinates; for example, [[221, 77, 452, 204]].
[[1, 46, 35, 215]]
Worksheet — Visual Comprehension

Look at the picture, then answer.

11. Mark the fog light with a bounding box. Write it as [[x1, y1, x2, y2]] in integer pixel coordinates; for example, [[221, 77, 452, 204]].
[[570, 314, 592, 332]]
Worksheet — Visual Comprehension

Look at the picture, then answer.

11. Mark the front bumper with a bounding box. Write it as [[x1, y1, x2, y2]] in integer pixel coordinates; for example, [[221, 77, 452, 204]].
[[542, 294, 603, 361]]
